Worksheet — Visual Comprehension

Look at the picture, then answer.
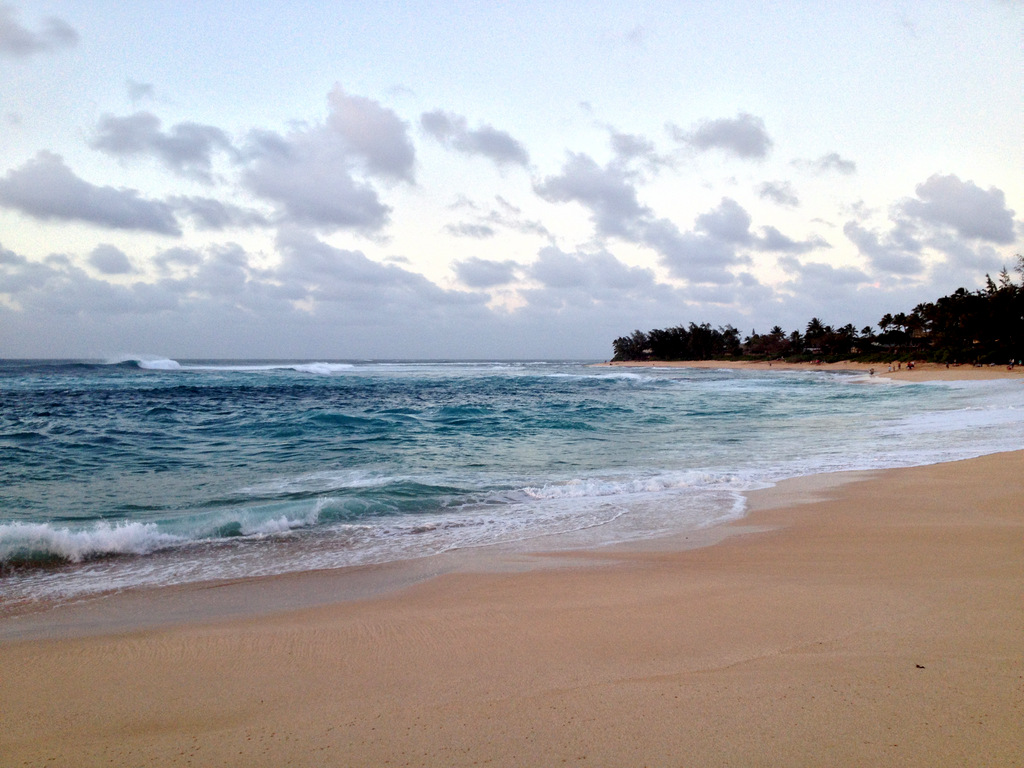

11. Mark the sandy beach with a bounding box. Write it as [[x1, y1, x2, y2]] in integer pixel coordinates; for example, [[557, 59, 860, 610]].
[[603, 358, 1024, 382], [2, 445, 1022, 766]]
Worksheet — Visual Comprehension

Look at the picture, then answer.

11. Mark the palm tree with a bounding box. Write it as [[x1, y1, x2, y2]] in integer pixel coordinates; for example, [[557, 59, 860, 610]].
[[805, 317, 826, 340]]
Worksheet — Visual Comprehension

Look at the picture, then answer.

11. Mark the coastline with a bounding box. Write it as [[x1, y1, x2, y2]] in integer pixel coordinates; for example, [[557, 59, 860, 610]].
[[2, 450, 1022, 766], [601, 357, 1024, 382]]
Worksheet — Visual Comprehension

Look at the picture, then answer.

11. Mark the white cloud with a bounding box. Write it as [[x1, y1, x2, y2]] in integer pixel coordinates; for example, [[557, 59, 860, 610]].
[[274, 228, 480, 309], [843, 221, 924, 275], [902, 174, 1016, 243], [0, 247, 177, 315], [927, 233, 1003, 275], [240, 88, 415, 232], [445, 196, 551, 241], [779, 256, 871, 286], [538, 156, 821, 284], [672, 113, 772, 160], [170, 196, 270, 231], [795, 152, 857, 175], [154, 246, 204, 273], [758, 181, 800, 207], [645, 219, 749, 284], [421, 110, 529, 167], [445, 222, 496, 239], [695, 198, 753, 244], [758, 226, 829, 254], [528, 247, 656, 294], [0, 4, 77, 58], [243, 129, 391, 232], [454, 257, 518, 287], [534, 152, 648, 238], [607, 130, 672, 171], [327, 87, 416, 182], [0, 152, 181, 235], [88, 244, 133, 275], [126, 79, 154, 103], [90, 112, 235, 182]]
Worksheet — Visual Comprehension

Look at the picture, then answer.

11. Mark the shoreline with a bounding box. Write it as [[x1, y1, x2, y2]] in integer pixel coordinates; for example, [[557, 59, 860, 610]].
[[600, 358, 1024, 382], [0, 456, 980, 643], [4, 361, 1017, 634], [2, 450, 1022, 765]]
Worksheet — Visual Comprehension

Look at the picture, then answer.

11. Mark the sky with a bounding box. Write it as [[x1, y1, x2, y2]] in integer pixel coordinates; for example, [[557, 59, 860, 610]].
[[1, 1, 1021, 360]]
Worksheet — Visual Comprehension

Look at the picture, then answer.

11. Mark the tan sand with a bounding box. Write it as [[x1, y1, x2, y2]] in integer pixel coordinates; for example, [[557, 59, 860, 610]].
[[2, 452, 1022, 767], [602, 358, 1024, 382]]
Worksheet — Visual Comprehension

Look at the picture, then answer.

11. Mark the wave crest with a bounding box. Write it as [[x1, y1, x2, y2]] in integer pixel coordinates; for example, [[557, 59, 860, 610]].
[[0, 521, 183, 566], [109, 359, 355, 375], [103, 355, 182, 370]]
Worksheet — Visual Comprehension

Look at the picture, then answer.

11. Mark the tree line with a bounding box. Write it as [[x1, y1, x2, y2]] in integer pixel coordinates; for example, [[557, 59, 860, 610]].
[[612, 259, 1024, 364]]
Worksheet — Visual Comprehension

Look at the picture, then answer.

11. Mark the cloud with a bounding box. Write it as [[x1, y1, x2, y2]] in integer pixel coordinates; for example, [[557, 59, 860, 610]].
[[643, 218, 749, 284], [0, 236, 672, 359], [757, 226, 829, 253], [445, 195, 551, 241], [243, 129, 391, 232], [0, 246, 53, 296], [609, 132, 655, 162], [767, 255, 896, 331], [91, 111, 235, 182], [0, 244, 178, 315], [504, 252, 717, 354], [759, 181, 800, 207], [528, 247, 656, 294], [0, 238, 580, 358], [154, 246, 204, 272], [671, 113, 772, 159], [844, 221, 924, 275], [607, 130, 671, 171], [126, 79, 155, 103], [538, 148, 829, 284], [274, 228, 480, 309], [537, 156, 766, 283], [454, 257, 519, 287], [0, 242, 25, 265], [778, 256, 871, 286], [796, 152, 857, 175], [180, 243, 256, 300], [88, 244, 133, 275], [0, 4, 78, 58], [695, 198, 753, 244], [925, 233, 1003, 274], [241, 88, 415, 232], [652, 198, 823, 281], [0, 151, 181, 235], [902, 173, 1016, 243], [535, 152, 648, 238], [654, 198, 826, 280], [421, 110, 529, 167], [170, 196, 270, 230], [445, 222, 496, 239], [327, 86, 415, 182]]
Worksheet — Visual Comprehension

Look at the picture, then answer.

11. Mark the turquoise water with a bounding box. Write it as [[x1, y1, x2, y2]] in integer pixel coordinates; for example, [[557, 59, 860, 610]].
[[2, 359, 1022, 603]]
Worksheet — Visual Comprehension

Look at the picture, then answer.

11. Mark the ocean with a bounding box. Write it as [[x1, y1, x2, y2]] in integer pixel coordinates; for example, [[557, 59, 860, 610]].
[[2, 358, 1022, 607]]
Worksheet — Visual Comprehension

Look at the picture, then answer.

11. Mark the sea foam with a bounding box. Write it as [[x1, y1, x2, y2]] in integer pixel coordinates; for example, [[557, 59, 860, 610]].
[[0, 521, 183, 565]]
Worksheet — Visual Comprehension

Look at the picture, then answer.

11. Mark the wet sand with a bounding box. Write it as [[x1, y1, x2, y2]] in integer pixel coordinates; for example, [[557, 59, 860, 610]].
[[2, 451, 1022, 767]]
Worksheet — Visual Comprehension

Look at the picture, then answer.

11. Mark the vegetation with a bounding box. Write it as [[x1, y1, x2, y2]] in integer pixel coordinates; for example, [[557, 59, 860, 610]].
[[612, 258, 1024, 364]]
